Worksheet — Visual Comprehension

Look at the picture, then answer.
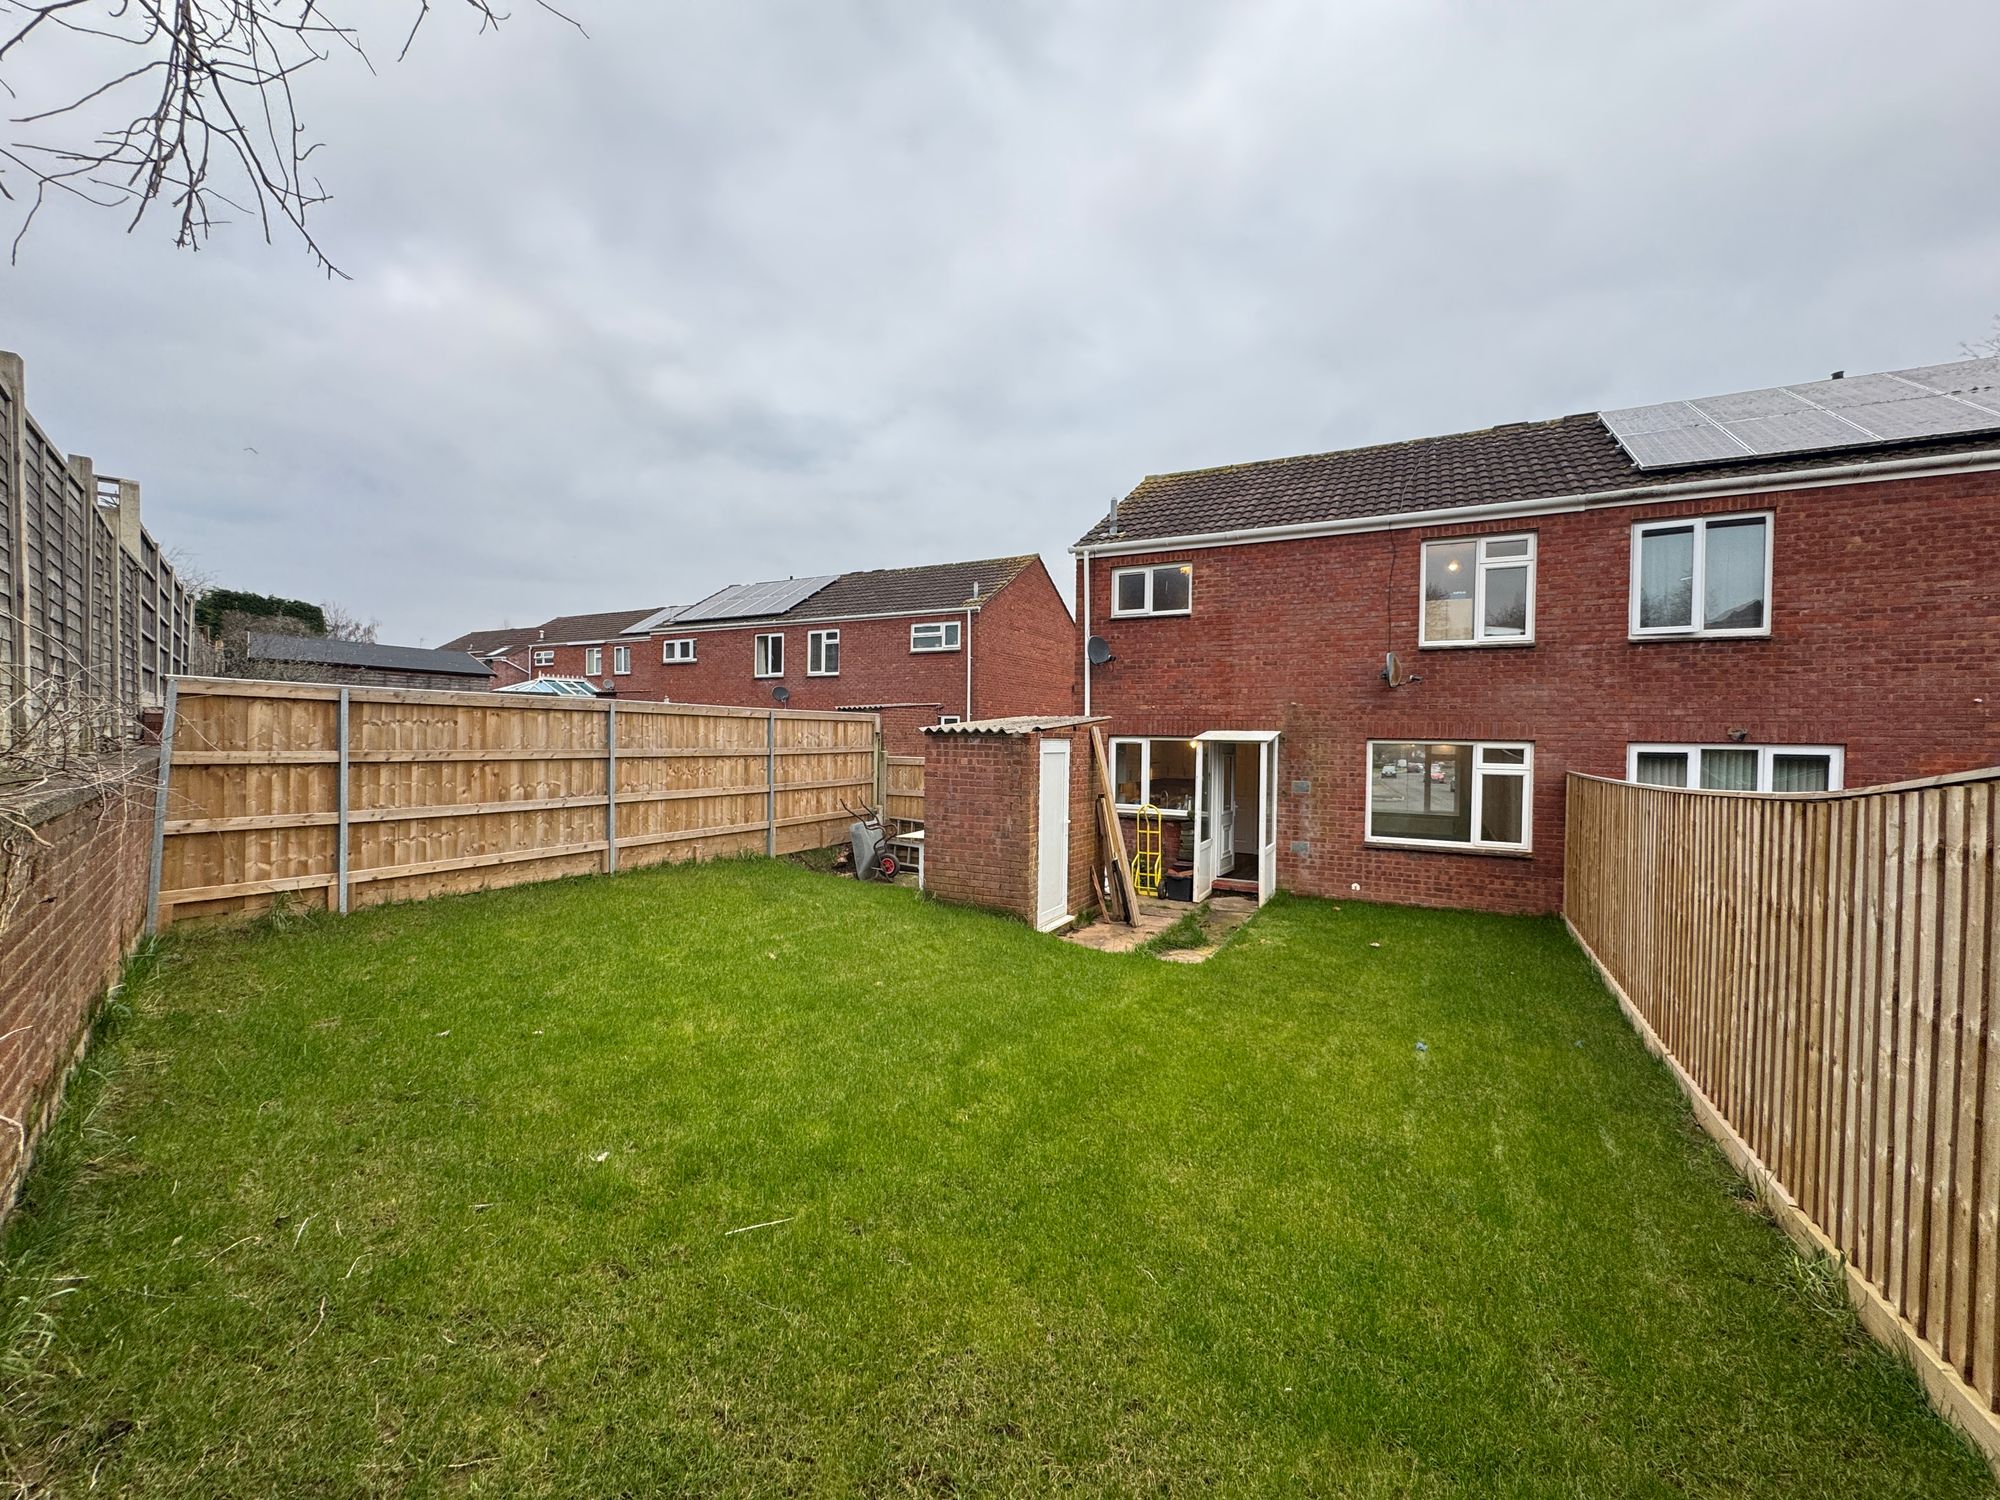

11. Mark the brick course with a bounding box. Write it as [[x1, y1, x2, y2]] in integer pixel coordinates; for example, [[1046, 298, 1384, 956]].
[[0, 757, 158, 1209], [1080, 467, 2000, 914]]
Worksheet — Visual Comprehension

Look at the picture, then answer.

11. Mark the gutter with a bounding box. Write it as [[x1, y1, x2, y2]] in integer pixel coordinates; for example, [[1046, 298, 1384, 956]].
[[1067, 447, 2000, 559]]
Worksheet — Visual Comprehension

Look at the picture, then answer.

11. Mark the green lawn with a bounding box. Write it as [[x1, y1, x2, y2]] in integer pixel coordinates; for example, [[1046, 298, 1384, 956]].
[[3, 860, 1990, 1497]]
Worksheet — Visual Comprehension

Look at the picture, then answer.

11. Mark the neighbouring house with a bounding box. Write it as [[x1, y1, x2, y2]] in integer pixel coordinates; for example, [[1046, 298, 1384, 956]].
[[440, 608, 680, 692], [1073, 354, 2000, 916], [243, 633, 494, 691], [621, 555, 1075, 754]]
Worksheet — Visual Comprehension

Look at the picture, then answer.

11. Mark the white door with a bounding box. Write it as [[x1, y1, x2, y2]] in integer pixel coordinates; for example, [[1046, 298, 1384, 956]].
[[1036, 738, 1071, 931], [1216, 747, 1238, 877], [1192, 741, 1216, 902], [1258, 739, 1279, 905]]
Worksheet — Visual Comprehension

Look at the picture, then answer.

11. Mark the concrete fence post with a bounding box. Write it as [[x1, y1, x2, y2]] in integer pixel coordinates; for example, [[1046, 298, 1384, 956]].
[[143, 678, 178, 935]]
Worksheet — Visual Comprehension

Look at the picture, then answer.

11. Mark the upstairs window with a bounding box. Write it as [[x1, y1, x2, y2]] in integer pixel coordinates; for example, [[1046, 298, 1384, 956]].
[[910, 620, 962, 652], [662, 638, 696, 664], [1421, 534, 1535, 646], [1367, 741, 1532, 852], [584, 646, 603, 676], [532, 649, 555, 666], [754, 633, 784, 678], [1629, 743, 1842, 792], [808, 629, 840, 676], [1632, 514, 1771, 637], [612, 645, 631, 675], [1111, 562, 1193, 617]]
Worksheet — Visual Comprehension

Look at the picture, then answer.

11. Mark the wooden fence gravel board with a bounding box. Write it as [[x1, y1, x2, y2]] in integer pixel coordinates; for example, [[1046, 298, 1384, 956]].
[[154, 678, 881, 925], [1565, 768, 2000, 1459]]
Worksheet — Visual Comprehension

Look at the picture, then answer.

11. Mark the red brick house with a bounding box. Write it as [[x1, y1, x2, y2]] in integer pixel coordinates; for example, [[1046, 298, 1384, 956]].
[[1073, 356, 2000, 915], [440, 607, 679, 692], [624, 556, 1074, 754]]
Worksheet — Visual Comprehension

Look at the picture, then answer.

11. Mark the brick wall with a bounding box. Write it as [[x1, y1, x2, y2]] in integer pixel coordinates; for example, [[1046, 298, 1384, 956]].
[[966, 562, 1079, 720], [1081, 467, 2000, 914], [923, 724, 1101, 926], [0, 755, 158, 1208]]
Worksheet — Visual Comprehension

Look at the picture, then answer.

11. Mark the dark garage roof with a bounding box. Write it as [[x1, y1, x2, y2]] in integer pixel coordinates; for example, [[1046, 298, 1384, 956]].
[[1076, 376, 2000, 550], [247, 633, 493, 678]]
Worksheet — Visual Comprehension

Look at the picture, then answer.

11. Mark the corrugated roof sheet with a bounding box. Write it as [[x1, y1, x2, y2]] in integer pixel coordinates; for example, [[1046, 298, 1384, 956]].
[[1076, 361, 2000, 549], [923, 714, 1106, 736], [246, 633, 493, 677]]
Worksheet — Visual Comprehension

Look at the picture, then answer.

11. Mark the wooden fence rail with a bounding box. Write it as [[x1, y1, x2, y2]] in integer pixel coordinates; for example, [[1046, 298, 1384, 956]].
[[1565, 768, 2000, 1460], [151, 678, 883, 927]]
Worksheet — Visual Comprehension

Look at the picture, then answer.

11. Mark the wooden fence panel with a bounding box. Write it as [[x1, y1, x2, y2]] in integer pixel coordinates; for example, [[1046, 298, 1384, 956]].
[[154, 680, 885, 926], [1565, 767, 2000, 1460], [885, 755, 924, 827]]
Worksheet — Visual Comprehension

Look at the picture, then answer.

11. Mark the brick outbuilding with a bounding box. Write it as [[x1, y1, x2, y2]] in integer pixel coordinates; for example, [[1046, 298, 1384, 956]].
[[921, 716, 1105, 930]]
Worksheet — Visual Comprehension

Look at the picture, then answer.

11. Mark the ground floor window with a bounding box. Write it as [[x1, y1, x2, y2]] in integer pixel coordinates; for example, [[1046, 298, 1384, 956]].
[[1367, 740, 1531, 851], [1110, 736, 1197, 817], [1628, 743, 1842, 792]]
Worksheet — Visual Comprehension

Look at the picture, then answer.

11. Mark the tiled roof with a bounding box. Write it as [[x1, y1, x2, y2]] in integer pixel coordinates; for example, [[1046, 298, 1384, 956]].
[[438, 627, 524, 656], [779, 556, 1038, 621], [533, 608, 666, 643], [246, 633, 492, 677], [1075, 413, 2000, 549]]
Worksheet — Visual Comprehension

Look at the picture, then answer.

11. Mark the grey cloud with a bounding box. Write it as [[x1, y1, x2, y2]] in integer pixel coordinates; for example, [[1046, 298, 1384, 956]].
[[2, 0, 1996, 643]]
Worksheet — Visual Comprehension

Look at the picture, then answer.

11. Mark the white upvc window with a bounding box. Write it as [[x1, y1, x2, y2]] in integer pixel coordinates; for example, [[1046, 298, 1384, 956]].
[[1366, 740, 1532, 852], [612, 644, 631, 675], [1628, 743, 1843, 793], [1421, 534, 1535, 646], [1110, 562, 1193, 617], [1631, 513, 1772, 638], [938, 714, 962, 726], [910, 620, 962, 653], [584, 646, 603, 676], [662, 638, 696, 664], [532, 649, 555, 666], [754, 633, 784, 678], [808, 629, 840, 676], [1107, 736, 1197, 818]]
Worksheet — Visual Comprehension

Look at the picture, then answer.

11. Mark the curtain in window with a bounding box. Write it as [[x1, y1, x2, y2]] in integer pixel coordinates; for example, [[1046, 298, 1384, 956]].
[[1700, 748, 1759, 790], [1770, 754, 1831, 792], [1638, 528, 1695, 629], [1703, 520, 1767, 630], [1634, 751, 1689, 787]]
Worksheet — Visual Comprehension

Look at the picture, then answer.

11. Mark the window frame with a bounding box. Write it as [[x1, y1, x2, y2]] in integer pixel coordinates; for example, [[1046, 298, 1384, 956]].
[[1626, 742, 1844, 793], [612, 644, 631, 676], [753, 633, 785, 679], [909, 620, 962, 653], [807, 628, 840, 677], [938, 714, 962, 726], [1109, 562, 1194, 619], [1108, 735, 1197, 820], [661, 637, 696, 664], [532, 648, 555, 667], [1629, 512, 1774, 640], [1418, 534, 1537, 648], [583, 646, 603, 676], [1364, 739, 1533, 854]]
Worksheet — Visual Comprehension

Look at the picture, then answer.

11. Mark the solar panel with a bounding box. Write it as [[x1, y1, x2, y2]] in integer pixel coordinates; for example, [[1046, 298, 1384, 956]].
[[1600, 355, 2000, 470], [674, 574, 839, 624]]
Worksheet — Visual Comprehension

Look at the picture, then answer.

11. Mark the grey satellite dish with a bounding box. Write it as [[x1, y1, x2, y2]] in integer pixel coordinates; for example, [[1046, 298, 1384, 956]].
[[772, 684, 791, 705], [1085, 635, 1114, 666]]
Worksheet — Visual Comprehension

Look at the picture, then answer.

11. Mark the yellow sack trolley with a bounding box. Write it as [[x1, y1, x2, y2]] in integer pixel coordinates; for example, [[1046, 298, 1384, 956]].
[[1131, 803, 1163, 898]]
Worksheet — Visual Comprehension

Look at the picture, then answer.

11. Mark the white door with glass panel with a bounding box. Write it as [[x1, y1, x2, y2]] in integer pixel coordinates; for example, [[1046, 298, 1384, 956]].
[[1215, 746, 1237, 877], [1036, 739, 1071, 931], [1257, 739, 1278, 904], [1191, 741, 1216, 902]]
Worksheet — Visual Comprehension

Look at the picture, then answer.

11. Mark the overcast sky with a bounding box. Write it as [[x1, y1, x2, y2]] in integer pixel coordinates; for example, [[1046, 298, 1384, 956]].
[[4, 1, 1997, 644]]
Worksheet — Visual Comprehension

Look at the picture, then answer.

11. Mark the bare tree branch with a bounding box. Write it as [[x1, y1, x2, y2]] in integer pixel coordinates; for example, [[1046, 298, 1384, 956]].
[[0, 0, 586, 274]]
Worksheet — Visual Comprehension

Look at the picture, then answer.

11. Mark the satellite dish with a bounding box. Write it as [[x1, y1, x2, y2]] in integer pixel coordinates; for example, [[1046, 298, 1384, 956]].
[[1085, 635, 1114, 666], [1381, 651, 1403, 687], [772, 684, 791, 705]]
